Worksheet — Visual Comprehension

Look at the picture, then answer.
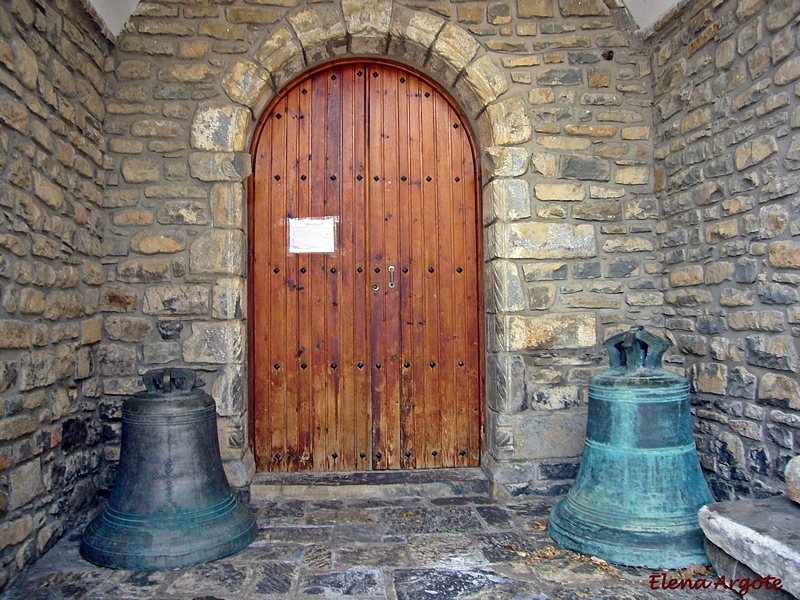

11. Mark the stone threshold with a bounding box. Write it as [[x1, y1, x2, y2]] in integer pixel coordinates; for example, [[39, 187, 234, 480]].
[[251, 467, 490, 501], [699, 495, 800, 599]]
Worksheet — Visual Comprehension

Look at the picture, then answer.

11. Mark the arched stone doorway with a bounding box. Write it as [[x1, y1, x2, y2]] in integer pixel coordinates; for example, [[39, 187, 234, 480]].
[[249, 60, 483, 472]]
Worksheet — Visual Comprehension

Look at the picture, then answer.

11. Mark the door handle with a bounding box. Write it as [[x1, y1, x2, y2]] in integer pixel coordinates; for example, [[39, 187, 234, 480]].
[[388, 266, 396, 288]]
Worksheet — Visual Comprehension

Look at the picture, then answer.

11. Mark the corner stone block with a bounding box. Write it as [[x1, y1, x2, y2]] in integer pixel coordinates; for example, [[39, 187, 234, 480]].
[[212, 364, 245, 417], [492, 260, 526, 312], [143, 284, 211, 316], [191, 103, 250, 152], [222, 61, 272, 110], [512, 410, 588, 460], [482, 146, 528, 177], [256, 25, 304, 75], [433, 22, 480, 72], [211, 183, 245, 229], [390, 7, 444, 50], [490, 178, 531, 221], [213, 277, 245, 319], [463, 55, 509, 105], [287, 6, 347, 49], [183, 321, 244, 364], [497, 222, 596, 259], [342, 0, 391, 37], [497, 313, 596, 350], [487, 97, 532, 146], [190, 230, 246, 276], [189, 152, 252, 182]]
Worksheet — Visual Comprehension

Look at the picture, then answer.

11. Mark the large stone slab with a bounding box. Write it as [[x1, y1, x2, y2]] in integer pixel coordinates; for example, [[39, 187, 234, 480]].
[[699, 496, 800, 598]]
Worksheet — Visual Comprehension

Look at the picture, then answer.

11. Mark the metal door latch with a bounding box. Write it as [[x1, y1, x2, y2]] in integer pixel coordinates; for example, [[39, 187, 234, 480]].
[[388, 266, 396, 288]]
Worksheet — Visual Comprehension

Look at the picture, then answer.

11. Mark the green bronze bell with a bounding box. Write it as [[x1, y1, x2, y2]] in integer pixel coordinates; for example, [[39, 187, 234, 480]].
[[548, 326, 714, 568]]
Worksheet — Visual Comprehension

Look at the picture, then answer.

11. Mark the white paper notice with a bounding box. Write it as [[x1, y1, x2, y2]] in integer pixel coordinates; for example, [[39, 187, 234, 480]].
[[288, 217, 337, 253]]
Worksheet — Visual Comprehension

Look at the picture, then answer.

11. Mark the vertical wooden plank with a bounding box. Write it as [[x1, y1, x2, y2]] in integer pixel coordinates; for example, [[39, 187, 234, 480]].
[[352, 66, 372, 471], [295, 75, 314, 470], [396, 70, 415, 470]]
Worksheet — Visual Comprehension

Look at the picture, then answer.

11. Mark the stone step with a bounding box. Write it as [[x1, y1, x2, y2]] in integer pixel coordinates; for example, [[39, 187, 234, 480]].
[[250, 467, 491, 501]]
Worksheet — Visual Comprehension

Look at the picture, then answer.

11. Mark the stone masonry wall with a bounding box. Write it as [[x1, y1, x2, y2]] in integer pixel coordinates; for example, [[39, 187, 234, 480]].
[[0, 0, 110, 590], [650, 0, 800, 500], [104, 0, 660, 498]]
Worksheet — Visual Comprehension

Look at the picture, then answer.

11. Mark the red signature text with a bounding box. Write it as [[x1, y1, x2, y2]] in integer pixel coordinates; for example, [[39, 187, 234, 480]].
[[649, 573, 783, 596]]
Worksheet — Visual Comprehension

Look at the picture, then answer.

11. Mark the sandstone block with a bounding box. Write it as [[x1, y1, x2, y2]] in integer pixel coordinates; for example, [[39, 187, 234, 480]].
[[528, 283, 557, 310], [573, 200, 622, 221], [537, 68, 582, 86], [706, 220, 739, 243], [190, 230, 246, 276], [0, 516, 33, 550], [483, 147, 528, 177], [758, 373, 800, 409], [497, 222, 595, 259], [158, 64, 217, 83], [487, 98, 531, 145], [531, 152, 557, 178], [534, 182, 585, 201], [189, 152, 252, 182], [157, 201, 209, 226], [0, 320, 31, 349], [696, 363, 727, 395], [626, 291, 664, 306], [256, 26, 303, 74], [191, 103, 250, 152], [121, 158, 159, 184], [491, 261, 526, 312], [729, 311, 785, 332], [130, 231, 186, 255], [288, 7, 346, 49], [100, 285, 139, 313], [539, 137, 593, 152], [670, 265, 704, 287], [18, 350, 57, 391], [497, 313, 595, 350], [769, 241, 800, 269], [342, 0, 391, 37], [563, 124, 616, 137], [226, 7, 281, 24], [98, 344, 138, 376], [433, 22, 480, 71], [143, 342, 181, 365], [767, 0, 800, 32], [602, 237, 653, 252], [211, 183, 245, 229], [105, 316, 152, 343], [746, 335, 798, 372], [11, 38, 37, 91], [464, 55, 508, 105], [144, 284, 210, 316], [559, 0, 609, 16], [529, 88, 555, 104], [736, 0, 767, 22], [0, 415, 37, 442], [518, 0, 554, 18], [183, 321, 244, 364], [489, 179, 531, 221], [735, 135, 777, 170], [615, 167, 649, 185], [390, 8, 444, 50], [117, 258, 171, 283], [198, 22, 245, 41]]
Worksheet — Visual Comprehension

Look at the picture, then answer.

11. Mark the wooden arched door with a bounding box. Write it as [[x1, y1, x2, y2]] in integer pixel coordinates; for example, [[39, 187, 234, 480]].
[[250, 61, 482, 472]]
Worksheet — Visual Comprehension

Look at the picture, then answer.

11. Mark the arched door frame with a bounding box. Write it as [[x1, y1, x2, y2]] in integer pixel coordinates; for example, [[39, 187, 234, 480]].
[[247, 58, 485, 470]]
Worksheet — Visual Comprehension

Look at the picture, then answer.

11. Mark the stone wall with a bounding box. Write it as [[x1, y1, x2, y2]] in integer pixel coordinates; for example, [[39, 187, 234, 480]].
[[0, 0, 110, 589], [650, 0, 800, 499], [102, 0, 659, 498]]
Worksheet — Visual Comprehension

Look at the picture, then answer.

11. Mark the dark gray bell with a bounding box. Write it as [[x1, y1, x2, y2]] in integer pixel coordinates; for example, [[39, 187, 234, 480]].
[[80, 369, 257, 570]]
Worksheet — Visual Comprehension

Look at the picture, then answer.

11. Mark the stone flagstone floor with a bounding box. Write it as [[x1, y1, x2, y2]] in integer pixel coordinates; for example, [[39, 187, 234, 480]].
[[3, 494, 741, 599]]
